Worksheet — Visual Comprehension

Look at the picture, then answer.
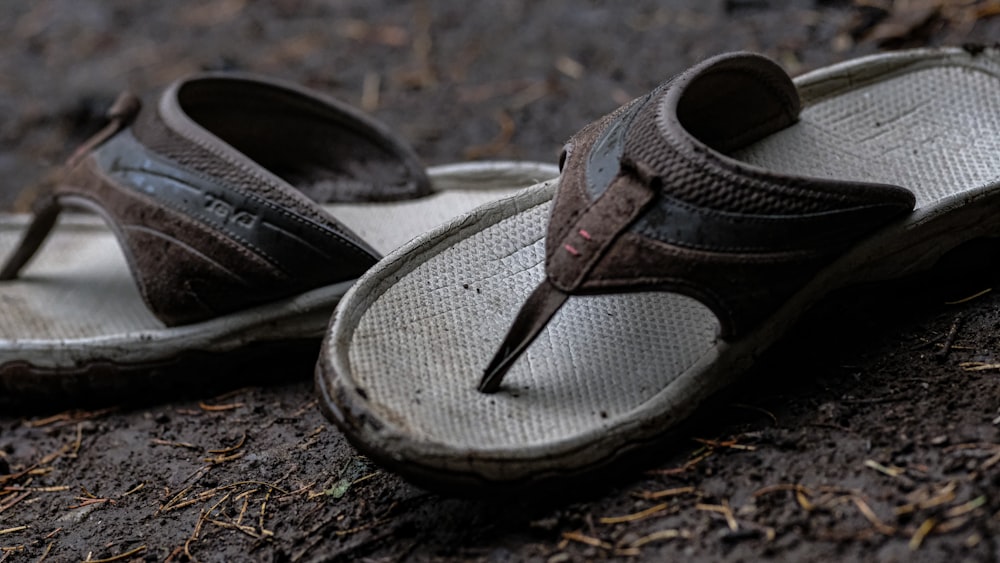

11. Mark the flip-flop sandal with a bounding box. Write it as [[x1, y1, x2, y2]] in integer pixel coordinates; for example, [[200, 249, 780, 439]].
[[317, 48, 1000, 492], [0, 72, 557, 401]]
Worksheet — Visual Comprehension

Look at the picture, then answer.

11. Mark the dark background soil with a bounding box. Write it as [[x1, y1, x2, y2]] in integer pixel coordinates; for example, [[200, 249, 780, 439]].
[[4, 1, 1000, 561]]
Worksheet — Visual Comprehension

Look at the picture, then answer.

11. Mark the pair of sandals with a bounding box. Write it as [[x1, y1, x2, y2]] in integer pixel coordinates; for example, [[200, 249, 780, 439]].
[[4, 48, 1000, 493]]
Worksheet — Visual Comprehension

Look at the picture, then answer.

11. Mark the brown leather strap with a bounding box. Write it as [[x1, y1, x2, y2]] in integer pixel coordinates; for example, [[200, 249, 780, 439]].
[[547, 163, 657, 292], [0, 197, 59, 281]]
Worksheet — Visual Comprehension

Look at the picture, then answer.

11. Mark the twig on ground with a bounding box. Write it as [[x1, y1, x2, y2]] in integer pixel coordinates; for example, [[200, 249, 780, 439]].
[[160, 488, 214, 514], [258, 488, 274, 538], [160, 479, 288, 514], [276, 482, 315, 501], [909, 518, 936, 550], [236, 493, 252, 525], [206, 491, 232, 517], [628, 528, 691, 549], [796, 488, 815, 511], [561, 531, 612, 550], [944, 288, 991, 305], [23, 407, 116, 428], [692, 437, 757, 451], [234, 488, 258, 501], [895, 481, 957, 515], [68, 423, 83, 458], [959, 362, 1000, 372], [332, 517, 392, 538], [291, 400, 318, 418], [696, 502, 738, 531], [204, 451, 244, 465], [752, 483, 813, 497], [183, 508, 207, 562], [865, 459, 905, 478], [0, 492, 31, 515], [509, 81, 551, 110], [163, 546, 183, 563], [36, 541, 54, 562], [946, 495, 986, 518], [121, 483, 144, 497], [206, 516, 262, 538], [68, 497, 114, 510], [555, 55, 584, 79], [222, 481, 289, 495], [936, 516, 970, 534], [648, 450, 713, 476], [934, 314, 963, 361], [599, 503, 670, 525], [150, 439, 200, 450], [177, 464, 213, 488], [207, 432, 247, 455], [299, 426, 326, 450], [633, 485, 698, 500], [1, 485, 68, 493], [852, 497, 896, 535], [198, 401, 244, 412], [0, 466, 38, 487]]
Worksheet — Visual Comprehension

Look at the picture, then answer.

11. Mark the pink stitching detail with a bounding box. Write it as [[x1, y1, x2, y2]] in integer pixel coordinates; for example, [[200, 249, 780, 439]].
[[578, 229, 591, 240], [563, 244, 580, 256]]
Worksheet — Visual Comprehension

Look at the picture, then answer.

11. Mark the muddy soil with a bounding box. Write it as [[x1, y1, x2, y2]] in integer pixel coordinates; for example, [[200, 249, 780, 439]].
[[3, 1, 1000, 561]]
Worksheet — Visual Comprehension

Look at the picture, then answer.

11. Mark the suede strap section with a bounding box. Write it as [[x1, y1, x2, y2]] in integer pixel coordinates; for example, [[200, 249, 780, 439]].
[[547, 169, 655, 292]]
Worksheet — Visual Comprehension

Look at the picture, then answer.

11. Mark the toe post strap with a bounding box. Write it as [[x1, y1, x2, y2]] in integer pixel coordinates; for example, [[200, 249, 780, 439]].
[[480, 164, 658, 393], [0, 197, 60, 281], [0, 92, 141, 282], [479, 279, 568, 393]]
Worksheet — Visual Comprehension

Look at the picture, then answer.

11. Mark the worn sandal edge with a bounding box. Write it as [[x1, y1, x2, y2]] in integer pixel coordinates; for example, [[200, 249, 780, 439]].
[[316, 47, 1000, 493]]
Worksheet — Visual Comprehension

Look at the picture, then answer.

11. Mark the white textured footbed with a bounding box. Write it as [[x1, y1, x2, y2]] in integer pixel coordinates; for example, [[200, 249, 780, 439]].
[[0, 162, 557, 342], [733, 64, 1000, 207], [339, 51, 1000, 451]]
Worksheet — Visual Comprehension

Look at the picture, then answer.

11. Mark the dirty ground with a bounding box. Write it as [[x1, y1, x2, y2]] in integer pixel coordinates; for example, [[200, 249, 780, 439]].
[[4, 1, 1000, 561]]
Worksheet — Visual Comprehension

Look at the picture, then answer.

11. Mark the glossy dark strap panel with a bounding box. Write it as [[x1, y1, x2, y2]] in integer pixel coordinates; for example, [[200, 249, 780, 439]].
[[95, 130, 378, 284]]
